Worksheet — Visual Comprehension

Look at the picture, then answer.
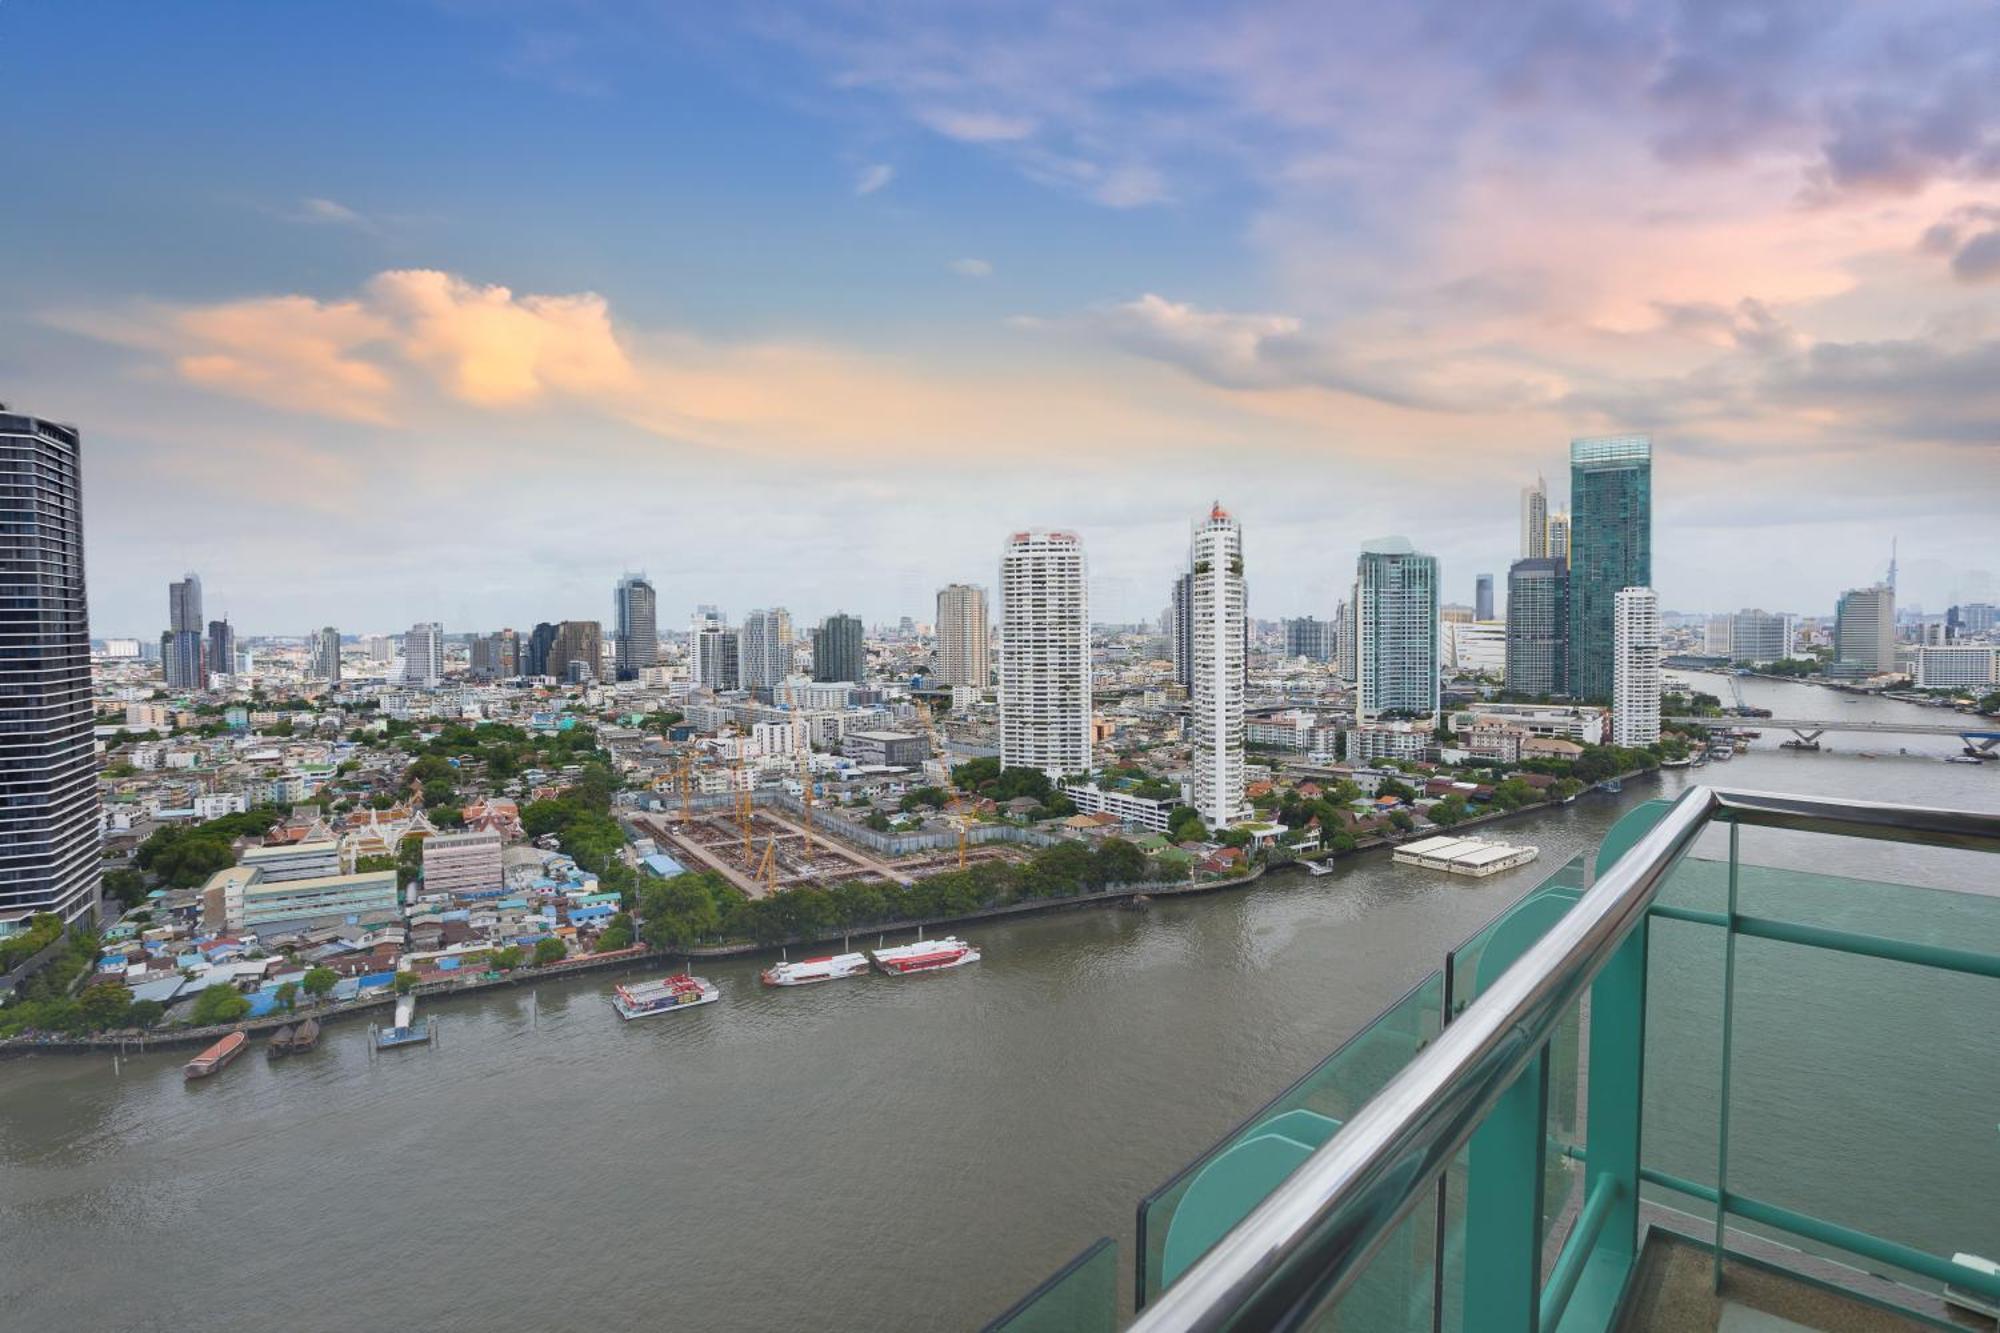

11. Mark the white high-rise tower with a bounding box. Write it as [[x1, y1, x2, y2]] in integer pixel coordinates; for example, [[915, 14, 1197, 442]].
[[403, 622, 444, 688], [999, 530, 1091, 779], [1189, 504, 1246, 828], [1521, 476, 1549, 559], [1613, 587, 1661, 747]]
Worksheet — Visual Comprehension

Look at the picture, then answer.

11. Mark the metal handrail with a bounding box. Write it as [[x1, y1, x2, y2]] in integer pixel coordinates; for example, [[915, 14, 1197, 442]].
[[1129, 785, 2000, 1332]]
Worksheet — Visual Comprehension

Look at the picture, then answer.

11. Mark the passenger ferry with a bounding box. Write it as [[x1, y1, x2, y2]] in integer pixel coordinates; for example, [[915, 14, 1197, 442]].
[[870, 935, 981, 976], [761, 952, 870, 987], [613, 973, 720, 1019]]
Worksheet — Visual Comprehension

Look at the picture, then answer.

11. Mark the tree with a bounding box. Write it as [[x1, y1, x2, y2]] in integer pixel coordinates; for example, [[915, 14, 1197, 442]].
[[1430, 796, 1470, 826], [1094, 838, 1150, 884], [301, 966, 338, 998], [865, 811, 893, 832], [128, 999, 166, 1029], [640, 874, 725, 951], [1389, 811, 1415, 832], [78, 981, 134, 1030], [595, 913, 635, 952], [533, 937, 568, 966], [393, 970, 420, 994], [102, 867, 149, 909], [274, 981, 299, 1012], [192, 985, 251, 1026], [1166, 806, 1208, 843], [492, 945, 524, 970], [1216, 826, 1254, 850]]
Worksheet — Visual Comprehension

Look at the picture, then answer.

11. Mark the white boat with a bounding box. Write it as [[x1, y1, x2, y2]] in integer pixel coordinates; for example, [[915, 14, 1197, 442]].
[[870, 935, 981, 976], [613, 973, 720, 1019], [1945, 1253, 2000, 1319], [761, 952, 870, 987], [1303, 860, 1336, 876]]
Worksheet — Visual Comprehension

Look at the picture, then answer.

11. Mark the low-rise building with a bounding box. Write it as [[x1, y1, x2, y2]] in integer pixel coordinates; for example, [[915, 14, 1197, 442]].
[[1064, 782, 1175, 833], [1344, 721, 1439, 765], [841, 730, 929, 767], [1450, 703, 1609, 747], [239, 839, 341, 883], [421, 829, 505, 900]]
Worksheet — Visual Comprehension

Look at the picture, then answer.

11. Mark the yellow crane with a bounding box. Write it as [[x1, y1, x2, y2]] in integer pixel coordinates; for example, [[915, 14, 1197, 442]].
[[756, 836, 778, 892], [732, 748, 753, 856], [916, 700, 968, 868], [794, 716, 816, 851], [676, 755, 694, 822]]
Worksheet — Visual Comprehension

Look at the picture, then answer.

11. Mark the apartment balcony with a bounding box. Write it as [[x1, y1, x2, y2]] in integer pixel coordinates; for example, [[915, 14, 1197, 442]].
[[987, 786, 2000, 1332]]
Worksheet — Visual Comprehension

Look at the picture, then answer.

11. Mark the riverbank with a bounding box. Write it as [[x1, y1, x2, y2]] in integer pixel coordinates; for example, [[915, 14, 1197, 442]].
[[2, 770, 1661, 1059], [1, 863, 1277, 1057]]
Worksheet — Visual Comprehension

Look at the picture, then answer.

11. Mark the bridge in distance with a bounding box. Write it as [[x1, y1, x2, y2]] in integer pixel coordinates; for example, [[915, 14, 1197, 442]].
[[1667, 716, 2000, 750]]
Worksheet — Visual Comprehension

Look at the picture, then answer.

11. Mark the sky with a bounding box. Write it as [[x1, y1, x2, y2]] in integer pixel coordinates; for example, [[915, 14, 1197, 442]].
[[3, 0, 1997, 638]]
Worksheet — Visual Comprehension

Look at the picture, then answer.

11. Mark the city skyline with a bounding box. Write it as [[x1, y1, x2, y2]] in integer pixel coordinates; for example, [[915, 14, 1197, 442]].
[[4, 2, 1994, 633]]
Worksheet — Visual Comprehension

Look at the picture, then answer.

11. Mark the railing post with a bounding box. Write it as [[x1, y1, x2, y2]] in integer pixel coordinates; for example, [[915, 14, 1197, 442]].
[[1465, 1045, 1549, 1333], [1712, 818, 1740, 1292]]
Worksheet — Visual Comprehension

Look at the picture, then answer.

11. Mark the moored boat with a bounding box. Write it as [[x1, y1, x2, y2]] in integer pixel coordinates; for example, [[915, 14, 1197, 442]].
[[761, 952, 869, 987], [185, 1030, 247, 1080], [266, 1024, 295, 1059], [870, 935, 980, 976], [291, 1017, 321, 1052], [613, 973, 719, 1019]]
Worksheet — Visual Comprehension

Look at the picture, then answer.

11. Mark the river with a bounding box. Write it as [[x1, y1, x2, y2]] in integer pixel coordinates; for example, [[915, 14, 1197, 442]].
[[1, 674, 1993, 1331]]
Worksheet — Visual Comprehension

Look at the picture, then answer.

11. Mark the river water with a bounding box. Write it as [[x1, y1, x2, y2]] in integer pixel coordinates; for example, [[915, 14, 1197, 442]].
[[2, 674, 1994, 1331]]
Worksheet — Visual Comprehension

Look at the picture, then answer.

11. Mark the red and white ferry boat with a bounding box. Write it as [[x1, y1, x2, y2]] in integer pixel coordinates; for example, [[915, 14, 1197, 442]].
[[870, 934, 981, 976], [761, 951, 870, 987], [612, 973, 719, 1020]]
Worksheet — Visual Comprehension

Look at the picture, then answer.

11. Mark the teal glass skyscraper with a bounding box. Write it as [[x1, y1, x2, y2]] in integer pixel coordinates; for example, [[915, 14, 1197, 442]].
[[1566, 435, 1651, 700]]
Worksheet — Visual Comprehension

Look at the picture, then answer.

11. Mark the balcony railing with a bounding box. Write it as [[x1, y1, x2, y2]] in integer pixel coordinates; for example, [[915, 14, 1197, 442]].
[[989, 785, 2000, 1331]]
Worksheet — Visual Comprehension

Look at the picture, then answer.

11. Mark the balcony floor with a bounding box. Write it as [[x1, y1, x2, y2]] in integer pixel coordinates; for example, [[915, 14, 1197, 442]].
[[1615, 1224, 1983, 1332]]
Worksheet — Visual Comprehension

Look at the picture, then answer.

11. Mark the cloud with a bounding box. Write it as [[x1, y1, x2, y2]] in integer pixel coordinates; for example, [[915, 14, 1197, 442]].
[[916, 108, 1038, 143], [1955, 231, 2000, 283], [54, 269, 1233, 460], [285, 197, 379, 232], [853, 162, 895, 195], [948, 257, 993, 277]]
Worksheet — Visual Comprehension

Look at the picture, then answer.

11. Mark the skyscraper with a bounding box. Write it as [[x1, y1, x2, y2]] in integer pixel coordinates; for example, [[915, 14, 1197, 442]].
[[741, 608, 795, 690], [934, 584, 991, 687], [469, 629, 520, 681], [165, 573, 204, 688], [549, 620, 603, 683], [999, 530, 1092, 778], [1355, 538, 1440, 719], [1834, 584, 1896, 676], [1474, 574, 1495, 623], [1729, 609, 1790, 665], [1505, 558, 1568, 697], [1169, 570, 1194, 690], [206, 619, 236, 681], [1521, 476, 1549, 559], [812, 612, 865, 683], [0, 409, 100, 926], [312, 626, 341, 683], [1548, 512, 1571, 565], [692, 611, 741, 690], [1612, 587, 1661, 747], [1283, 616, 1335, 662], [403, 622, 444, 688], [1189, 505, 1247, 829], [1338, 595, 1358, 683], [525, 621, 558, 678], [1567, 435, 1652, 700], [613, 573, 658, 681]]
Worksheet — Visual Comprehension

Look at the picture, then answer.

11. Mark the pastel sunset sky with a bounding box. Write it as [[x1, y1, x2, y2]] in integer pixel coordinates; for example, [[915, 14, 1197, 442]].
[[5, 1, 1997, 635]]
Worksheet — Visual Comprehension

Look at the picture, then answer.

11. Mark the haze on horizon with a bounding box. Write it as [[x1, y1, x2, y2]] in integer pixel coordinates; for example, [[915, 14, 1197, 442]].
[[2, 0, 1995, 637]]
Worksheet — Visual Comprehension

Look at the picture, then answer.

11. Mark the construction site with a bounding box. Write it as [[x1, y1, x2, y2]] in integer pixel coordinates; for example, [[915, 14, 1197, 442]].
[[632, 778, 1025, 900]]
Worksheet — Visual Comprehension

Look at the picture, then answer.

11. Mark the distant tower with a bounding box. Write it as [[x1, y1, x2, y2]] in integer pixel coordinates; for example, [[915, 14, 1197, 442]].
[[999, 530, 1091, 778], [165, 573, 205, 689], [402, 622, 444, 688], [934, 584, 991, 688], [206, 619, 236, 681], [613, 573, 659, 681], [1520, 476, 1549, 559], [1189, 504, 1247, 829], [1548, 513, 1571, 565], [1355, 538, 1440, 719], [1474, 573, 1495, 623], [1612, 587, 1662, 746], [1567, 435, 1652, 701], [812, 613, 865, 683], [741, 608, 795, 690], [312, 627, 342, 683]]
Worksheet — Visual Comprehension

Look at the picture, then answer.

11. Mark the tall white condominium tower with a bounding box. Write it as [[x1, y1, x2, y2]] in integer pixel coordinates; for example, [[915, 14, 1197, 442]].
[[1189, 504, 1247, 828], [1355, 537, 1440, 720], [0, 409, 102, 925], [403, 622, 444, 688], [613, 573, 659, 681], [741, 608, 795, 690], [1548, 512, 1571, 564], [935, 583, 991, 688], [1612, 587, 1662, 746], [999, 530, 1091, 778], [1520, 475, 1549, 559]]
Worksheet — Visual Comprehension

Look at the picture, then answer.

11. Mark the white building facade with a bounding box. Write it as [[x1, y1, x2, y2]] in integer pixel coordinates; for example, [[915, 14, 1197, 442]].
[[1612, 587, 1662, 747], [999, 530, 1092, 779], [935, 583, 991, 689], [1189, 505, 1247, 828], [402, 622, 444, 688]]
